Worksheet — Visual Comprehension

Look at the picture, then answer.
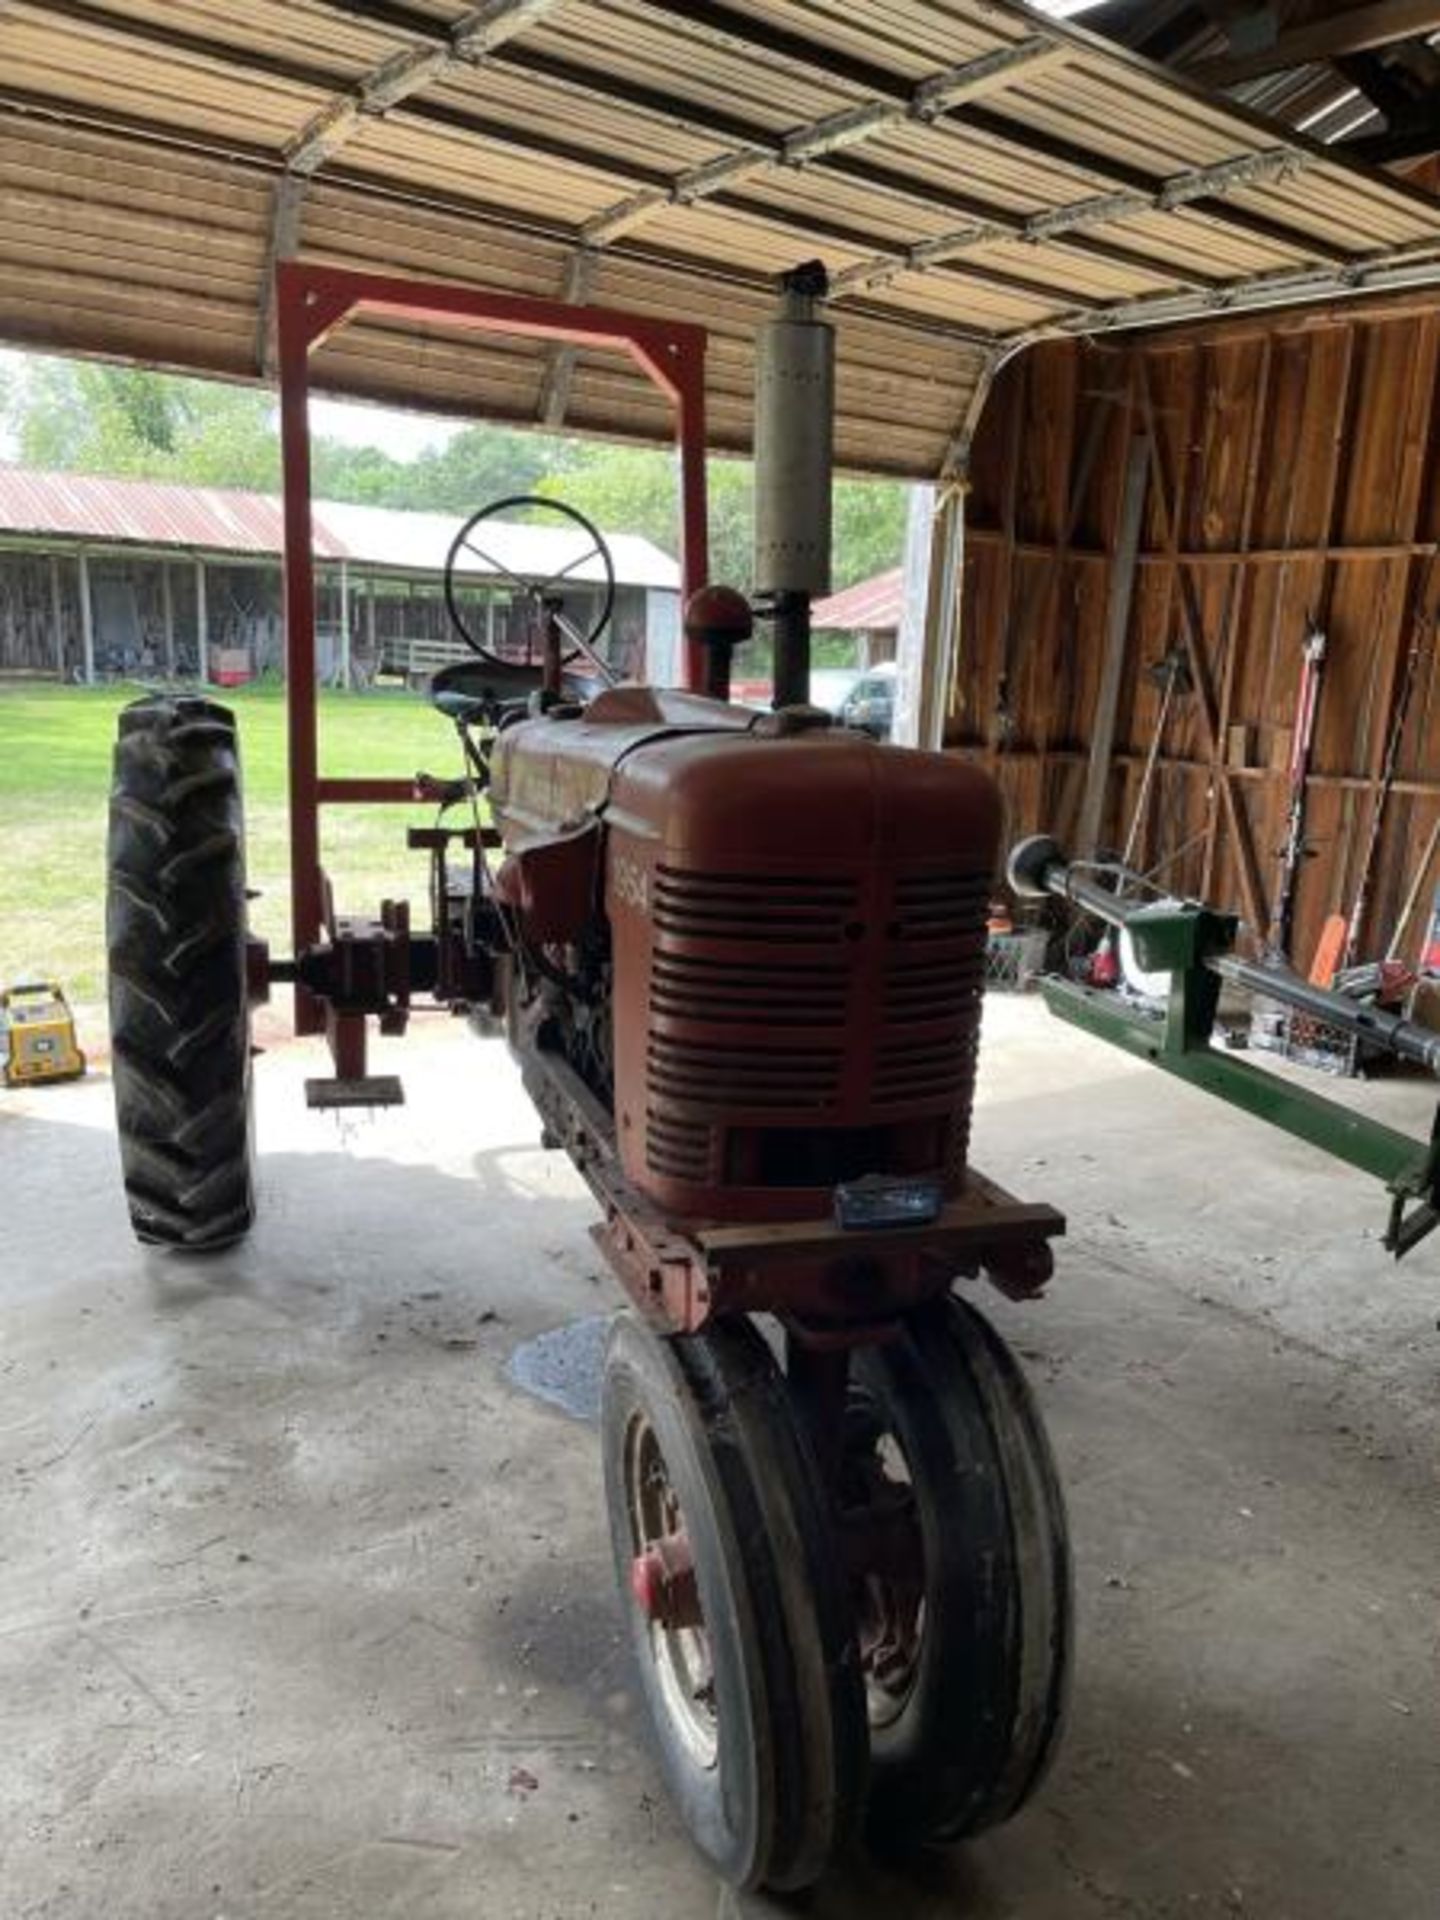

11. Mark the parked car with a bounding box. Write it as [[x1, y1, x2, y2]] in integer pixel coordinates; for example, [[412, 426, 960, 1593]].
[[809, 666, 861, 715], [839, 661, 898, 739]]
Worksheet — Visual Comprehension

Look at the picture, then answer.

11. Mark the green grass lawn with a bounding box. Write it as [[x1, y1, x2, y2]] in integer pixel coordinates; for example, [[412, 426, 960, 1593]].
[[0, 680, 467, 1029]]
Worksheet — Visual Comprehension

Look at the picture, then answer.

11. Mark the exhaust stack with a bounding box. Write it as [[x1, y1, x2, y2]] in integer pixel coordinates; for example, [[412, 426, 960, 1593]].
[[753, 260, 834, 709]]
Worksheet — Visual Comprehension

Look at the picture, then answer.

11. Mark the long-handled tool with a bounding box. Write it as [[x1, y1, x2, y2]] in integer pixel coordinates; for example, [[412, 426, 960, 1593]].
[[1387, 813, 1440, 965], [1119, 647, 1192, 878], [1268, 624, 1326, 960], [1341, 609, 1432, 971]]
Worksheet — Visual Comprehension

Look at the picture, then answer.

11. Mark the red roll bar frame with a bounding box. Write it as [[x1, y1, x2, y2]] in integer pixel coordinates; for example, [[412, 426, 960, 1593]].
[[274, 260, 710, 1031]]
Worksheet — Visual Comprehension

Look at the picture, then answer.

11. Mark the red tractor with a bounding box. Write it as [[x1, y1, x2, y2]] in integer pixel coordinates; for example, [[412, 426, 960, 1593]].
[[104, 264, 1070, 1890]]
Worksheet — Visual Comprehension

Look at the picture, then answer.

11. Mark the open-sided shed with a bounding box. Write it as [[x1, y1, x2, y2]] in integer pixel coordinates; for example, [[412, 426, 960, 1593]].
[[5, 0, 1440, 481]]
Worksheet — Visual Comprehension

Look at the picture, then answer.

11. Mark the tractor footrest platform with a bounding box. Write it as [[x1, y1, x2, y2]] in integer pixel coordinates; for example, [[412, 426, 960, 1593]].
[[305, 1074, 405, 1110]]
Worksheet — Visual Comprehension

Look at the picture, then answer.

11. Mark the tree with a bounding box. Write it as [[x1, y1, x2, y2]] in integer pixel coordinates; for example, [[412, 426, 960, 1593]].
[[13, 359, 280, 487], [309, 421, 575, 510], [540, 445, 904, 598], [832, 477, 907, 589], [1, 356, 908, 595]]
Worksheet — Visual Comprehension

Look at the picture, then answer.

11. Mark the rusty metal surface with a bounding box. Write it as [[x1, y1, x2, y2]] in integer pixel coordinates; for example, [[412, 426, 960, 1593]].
[[601, 724, 1001, 1223], [529, 1028, 1059, 1332]]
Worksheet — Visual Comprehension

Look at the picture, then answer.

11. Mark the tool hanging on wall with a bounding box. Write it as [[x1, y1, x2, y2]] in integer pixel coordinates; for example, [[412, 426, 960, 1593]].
[[1386, 814, 1440, 966], [1341, 596, 1436, 972], [1268, 623, 1327, 960], [1119, 646, 1193, 880]]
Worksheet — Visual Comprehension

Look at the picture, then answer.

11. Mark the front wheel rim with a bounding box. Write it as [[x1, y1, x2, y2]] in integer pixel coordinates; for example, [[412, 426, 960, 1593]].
[[845, 1411, 927, 1731], [623, 1410, 719, 1769]]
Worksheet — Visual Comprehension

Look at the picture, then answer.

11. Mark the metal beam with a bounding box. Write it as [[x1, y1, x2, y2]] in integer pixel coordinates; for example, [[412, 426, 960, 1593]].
[[285, 0, 563, 176], [956, 103, 1351, 267], [831, 146, 1312, 299], [1192, 1, 1440, 87], [578, 37, 1068, 250], [538, 250, 595, 430], [1013, 240, 1440, 342], [312, 0, 1236, 296], [471, 22, 1223, 290], [0, 92, 996, 372], [594, 0, 1382, 265], [26, 0, 1351, 324], [255, 172, 308, 376]]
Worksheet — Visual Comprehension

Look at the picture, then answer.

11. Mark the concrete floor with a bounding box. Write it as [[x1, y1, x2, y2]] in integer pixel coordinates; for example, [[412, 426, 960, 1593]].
[[2, 998, 1437, 1920]]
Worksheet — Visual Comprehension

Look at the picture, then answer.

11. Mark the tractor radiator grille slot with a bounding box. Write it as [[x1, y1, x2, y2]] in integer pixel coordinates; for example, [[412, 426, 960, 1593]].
[[645, 1110, 710, 1180], [651, 950, 849, 1029], [883, 951, 986, 1026], [871, 1033, 979, 1107], [875, 870, 988, 1114], [891, 871, 991, 942], [653, 866, 856, 944], [647, 1034, 841, 1112]]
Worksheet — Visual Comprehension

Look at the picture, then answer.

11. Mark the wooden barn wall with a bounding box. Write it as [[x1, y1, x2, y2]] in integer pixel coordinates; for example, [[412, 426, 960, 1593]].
[[957, 297, 1440, 971]]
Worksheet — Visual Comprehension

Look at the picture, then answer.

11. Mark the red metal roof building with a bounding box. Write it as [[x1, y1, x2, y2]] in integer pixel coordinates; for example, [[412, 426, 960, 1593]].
[[0, 468, 328, 559], [0, 466, 679, 684], [812, 567, 904, 635]]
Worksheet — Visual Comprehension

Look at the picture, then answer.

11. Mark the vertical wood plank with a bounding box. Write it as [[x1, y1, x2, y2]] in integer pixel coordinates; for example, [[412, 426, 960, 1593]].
[[1078, 431, 1148, 859]]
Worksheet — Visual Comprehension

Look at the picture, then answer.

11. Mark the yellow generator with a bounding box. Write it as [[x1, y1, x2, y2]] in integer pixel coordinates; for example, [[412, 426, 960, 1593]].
[[1, 981, 85, 1086]]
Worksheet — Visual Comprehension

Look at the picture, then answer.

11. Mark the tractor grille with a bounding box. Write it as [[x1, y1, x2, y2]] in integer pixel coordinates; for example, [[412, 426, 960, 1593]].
[[643, 863, 988, 1169], [872, 1021, 982, 1108], [890, 870, 992, 941], [647, 1034, 841, 1111], [653, 866, 856, 944], [647, 866, 850, 1138], [651, 949, 849, 1028], [645, 1110, 711, 1181], [875, 871, 989, 1109], [883, 948, 986, 1025]]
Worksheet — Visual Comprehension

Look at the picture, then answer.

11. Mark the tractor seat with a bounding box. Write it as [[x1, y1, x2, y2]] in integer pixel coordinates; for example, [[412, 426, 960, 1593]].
[[429, 655, 603, 723]]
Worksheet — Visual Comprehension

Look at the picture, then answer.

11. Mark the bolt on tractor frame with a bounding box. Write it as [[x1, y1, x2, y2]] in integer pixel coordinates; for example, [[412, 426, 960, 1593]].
[[105, 263, 1073, 1892]]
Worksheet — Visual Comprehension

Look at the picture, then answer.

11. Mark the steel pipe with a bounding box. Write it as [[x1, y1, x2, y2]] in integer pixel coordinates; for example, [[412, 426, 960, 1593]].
[[1007, 834, 1440, 1078]]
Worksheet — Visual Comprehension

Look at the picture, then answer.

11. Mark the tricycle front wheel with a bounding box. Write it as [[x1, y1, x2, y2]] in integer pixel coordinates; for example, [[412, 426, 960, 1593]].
[[847, 1294, 1072, 1849], [601, 1311, 866, 1892]]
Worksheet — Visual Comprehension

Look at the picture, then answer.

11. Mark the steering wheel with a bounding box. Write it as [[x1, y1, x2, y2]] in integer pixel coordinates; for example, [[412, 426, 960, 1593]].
[[442, 495, 617, 676]]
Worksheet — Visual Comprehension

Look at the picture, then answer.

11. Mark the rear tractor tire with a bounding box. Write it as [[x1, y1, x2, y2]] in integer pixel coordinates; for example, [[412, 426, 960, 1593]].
[[106, 696, 256, 1250]]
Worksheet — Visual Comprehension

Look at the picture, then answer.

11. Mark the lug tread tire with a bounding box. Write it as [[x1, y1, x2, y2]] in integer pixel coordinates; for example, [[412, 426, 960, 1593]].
[[107, 696, 255, 1251]]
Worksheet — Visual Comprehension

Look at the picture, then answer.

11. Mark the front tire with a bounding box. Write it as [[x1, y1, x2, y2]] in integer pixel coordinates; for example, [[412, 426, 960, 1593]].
[[849, 1295, 1072, 1848], [601, 1312, 866, 1891], [106, 696, 255, 1250]]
